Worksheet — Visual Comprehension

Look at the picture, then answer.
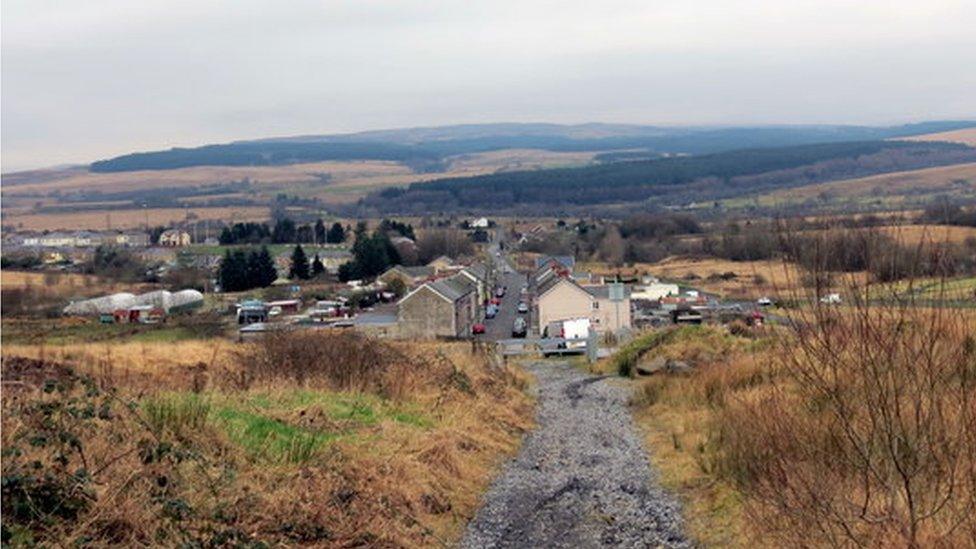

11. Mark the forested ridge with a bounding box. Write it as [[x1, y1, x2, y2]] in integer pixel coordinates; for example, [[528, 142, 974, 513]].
[[87, 121, 974, 172], [360, 141, 976, 214]]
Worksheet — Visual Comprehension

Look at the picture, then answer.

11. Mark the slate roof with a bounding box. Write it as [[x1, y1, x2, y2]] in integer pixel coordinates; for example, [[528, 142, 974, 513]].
[[461, 262, 488, 282], [384, 265, 435, 279], [426, 276, 474, 302], [537, 274, 591, 301], [585, 284, 632, 300]]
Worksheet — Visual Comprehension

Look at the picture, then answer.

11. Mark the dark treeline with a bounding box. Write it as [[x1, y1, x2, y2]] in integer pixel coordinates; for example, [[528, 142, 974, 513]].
[[218, 246, 278, 292], [218, 219, 346, 245], [361, 142, 976, 214], [91, 142, 441, 172], [917, 199, 976, 227]]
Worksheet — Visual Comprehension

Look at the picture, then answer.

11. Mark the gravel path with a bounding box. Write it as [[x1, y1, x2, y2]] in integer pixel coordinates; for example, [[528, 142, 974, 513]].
[[461, 362, 688, 548]]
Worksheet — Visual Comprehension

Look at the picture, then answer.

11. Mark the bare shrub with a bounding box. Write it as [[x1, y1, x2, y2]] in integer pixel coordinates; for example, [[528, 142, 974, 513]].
[[238, 331, 424, 399], [714, 275, 976, 546]]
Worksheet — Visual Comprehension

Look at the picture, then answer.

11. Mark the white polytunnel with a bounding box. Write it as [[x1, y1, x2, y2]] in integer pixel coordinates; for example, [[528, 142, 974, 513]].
[[63, 289, 205, 316]]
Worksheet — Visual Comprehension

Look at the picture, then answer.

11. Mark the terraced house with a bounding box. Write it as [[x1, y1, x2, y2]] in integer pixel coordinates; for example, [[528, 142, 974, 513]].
[[396, 275, 477, 338]]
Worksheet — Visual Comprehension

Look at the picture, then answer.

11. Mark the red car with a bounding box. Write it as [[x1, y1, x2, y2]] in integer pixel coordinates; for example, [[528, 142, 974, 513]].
[[490, 297, 502, 306], [472, 323, 486, 334]]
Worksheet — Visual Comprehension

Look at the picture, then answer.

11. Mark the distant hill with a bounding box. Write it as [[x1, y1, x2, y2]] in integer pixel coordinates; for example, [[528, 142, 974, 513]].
[[357, 140, 976, 216], [88, 121, 976, 173]]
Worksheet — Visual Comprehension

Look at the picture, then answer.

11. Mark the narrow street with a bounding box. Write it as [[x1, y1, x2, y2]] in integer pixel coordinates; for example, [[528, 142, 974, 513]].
[[479, 243, 528, 342], [461, 362, 688, 548]]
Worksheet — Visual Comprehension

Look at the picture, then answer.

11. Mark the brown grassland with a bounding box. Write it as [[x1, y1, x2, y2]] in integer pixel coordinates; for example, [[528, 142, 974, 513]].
[[1, 149, 598, 229], [608, 280, 976, 547], [3, 206, 270, 231], [580, 257, 809, 299], [758, 162, 976, 205], [0, 332, 533, 546], [903, 127, 976, 147]]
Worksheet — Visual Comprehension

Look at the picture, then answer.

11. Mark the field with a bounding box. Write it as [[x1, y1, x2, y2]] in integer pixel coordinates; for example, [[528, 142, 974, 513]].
[[1, 149, 598, 230], [581, 257, 806, 299], [904, 126, 976, 147], [741, 162, 976, 208], [0, 333, 533, 546], [2, 206, 270, 231]]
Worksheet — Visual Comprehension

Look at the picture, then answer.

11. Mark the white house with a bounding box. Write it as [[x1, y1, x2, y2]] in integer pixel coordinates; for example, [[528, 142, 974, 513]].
[[631, 282, 680, 301], [159, 229, 191, 247]]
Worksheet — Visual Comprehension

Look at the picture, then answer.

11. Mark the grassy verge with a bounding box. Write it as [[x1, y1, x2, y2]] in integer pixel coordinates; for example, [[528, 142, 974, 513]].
[[1, 335, 533, 546], [622, 302, 976, 547]]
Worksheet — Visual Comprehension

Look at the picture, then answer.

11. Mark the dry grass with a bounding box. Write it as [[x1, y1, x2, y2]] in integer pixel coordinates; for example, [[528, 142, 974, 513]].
[[611, 326, 765, 547], [1, 270, 104, 290], [629, 287, 976, 547], [903, 127, 976, 147], [4, 206, 269, 231], [581, 257, 808, 299], [0, 333, 533, 546], [759, 162, 976, 205]]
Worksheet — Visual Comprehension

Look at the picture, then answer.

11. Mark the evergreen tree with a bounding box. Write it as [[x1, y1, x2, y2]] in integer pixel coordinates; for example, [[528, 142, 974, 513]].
[[296, 224, 314, 243], [314, 219, 326, 244], [337, 261, 360, 282], [377, 231, 401, 267], [311, 254, 325, 277], [247, 246, 278, 287], [349, 230, 398, 278], [218, 249, 249, 292], [289, 244, 310, 280], [326, 222, 345, 243], [272, 218, 296, 243]]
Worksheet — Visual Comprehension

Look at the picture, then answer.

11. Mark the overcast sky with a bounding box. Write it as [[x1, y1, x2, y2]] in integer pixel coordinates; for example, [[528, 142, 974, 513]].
[[2, 0, 975, 171]]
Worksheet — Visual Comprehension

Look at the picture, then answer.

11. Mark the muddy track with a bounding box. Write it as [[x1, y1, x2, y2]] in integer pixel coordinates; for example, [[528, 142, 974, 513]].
[[461, 362, 688, 548]]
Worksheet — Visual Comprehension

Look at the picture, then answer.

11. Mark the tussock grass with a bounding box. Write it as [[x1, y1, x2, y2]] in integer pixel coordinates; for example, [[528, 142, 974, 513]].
[[1, 333, 533, 546], [631, 281, 976, 547]]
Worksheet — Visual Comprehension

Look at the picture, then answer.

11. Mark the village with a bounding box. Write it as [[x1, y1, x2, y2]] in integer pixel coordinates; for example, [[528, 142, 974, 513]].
[[15, 216, 774, 360]]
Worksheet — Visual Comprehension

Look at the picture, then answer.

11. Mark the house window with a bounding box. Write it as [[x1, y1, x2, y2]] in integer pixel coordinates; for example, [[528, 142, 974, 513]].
[[592, 301, 599, 309]]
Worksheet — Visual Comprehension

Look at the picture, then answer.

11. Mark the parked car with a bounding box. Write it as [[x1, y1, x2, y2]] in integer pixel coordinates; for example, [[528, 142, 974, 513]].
[[495, 286, 506, 298], [472, 323, 486, 335], [512, 317, 527, 338], [517, 302, 529, 314], [490, 297, 502, 306], [486, 304, 498, 319], [757, 296, 773, 307]]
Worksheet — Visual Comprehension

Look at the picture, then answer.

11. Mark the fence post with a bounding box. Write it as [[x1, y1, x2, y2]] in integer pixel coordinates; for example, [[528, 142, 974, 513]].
[[587, 329, 599, 363]]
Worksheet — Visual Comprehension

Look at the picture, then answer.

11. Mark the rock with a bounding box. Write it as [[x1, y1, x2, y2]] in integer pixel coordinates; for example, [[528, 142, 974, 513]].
[[635, 356, 667, 376], [665, 359, 693, 374]]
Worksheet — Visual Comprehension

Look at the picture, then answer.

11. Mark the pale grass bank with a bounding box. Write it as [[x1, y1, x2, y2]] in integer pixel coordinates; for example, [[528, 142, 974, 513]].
[[1, 333, 534, 546]]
